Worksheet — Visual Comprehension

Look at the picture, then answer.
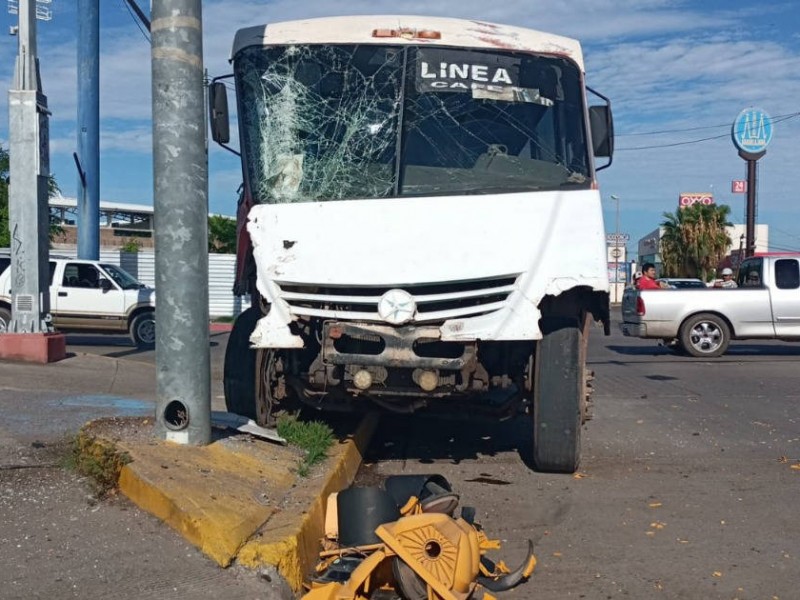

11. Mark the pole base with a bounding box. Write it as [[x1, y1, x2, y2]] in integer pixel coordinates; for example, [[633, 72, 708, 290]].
[[0, 332, 67, 364]]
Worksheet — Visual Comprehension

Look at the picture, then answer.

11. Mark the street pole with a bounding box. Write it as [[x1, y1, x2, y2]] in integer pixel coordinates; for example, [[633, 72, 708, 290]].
[[76, 0, 100, 260], [744, 157, 758, 257], [611, 194, 619, 302], [731, 108, 770, 259], [151, 0, 210, 444], [7, 0, 50, 333]]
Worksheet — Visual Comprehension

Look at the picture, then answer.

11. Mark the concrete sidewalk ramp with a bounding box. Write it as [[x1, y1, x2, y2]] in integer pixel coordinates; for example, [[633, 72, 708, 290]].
[[79, 413, 377, 591]]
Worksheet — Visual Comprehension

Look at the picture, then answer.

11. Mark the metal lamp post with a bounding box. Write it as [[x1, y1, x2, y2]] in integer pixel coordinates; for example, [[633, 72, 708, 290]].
[[610, 194, 620, 302]]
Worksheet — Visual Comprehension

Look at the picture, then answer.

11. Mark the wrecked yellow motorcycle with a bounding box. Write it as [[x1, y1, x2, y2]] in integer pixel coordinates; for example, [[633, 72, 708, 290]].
[[303, 475, 536, 600]]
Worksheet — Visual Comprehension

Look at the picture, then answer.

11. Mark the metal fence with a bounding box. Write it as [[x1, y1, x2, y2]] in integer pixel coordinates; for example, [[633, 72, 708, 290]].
[[97, 250, 250, 317]]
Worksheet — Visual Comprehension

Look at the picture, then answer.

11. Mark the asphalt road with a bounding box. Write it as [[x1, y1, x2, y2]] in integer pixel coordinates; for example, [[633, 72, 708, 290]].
[[0, 331, 283, 600], [3, 319, 800, 599], [63, 330, 230, 402], [356, 318, 800, 600]]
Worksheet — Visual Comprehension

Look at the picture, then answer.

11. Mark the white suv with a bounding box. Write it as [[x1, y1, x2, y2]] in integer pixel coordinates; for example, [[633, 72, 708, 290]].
[[0, 255, 156, 348]]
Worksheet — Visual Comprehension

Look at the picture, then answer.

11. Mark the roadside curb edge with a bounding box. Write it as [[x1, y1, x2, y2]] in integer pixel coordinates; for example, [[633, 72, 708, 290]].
[[73, 412, 378, 591], [236, 412, 379, 590]]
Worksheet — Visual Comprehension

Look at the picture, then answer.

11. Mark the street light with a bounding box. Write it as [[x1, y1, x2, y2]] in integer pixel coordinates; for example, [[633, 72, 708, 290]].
[[610, 194, 621, 302]]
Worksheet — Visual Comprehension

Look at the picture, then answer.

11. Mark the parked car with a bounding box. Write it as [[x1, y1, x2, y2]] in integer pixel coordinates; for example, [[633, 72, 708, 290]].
[[621, 254, 800, 357], [0, 255, 156, 348], [657, 278, 707, 289]]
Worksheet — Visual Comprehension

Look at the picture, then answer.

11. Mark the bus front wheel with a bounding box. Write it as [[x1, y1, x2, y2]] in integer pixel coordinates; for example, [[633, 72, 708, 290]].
[[223, 306, 262, 420], [532, 317, 583, 473]]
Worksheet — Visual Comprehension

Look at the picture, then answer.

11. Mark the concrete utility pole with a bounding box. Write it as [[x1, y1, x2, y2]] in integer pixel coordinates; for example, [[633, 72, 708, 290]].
[[7, 0, 50, 334], [151, 0, 211, 444], [611, 194, 621, 302], [743, 158, 759, 257], [76, 0, 100, 260]]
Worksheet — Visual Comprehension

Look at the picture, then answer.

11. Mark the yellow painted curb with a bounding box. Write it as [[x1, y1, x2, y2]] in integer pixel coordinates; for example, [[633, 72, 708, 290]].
[[118, 434, 300, 567], [237, 412, 379, 590], [76, 413, 378, 590]]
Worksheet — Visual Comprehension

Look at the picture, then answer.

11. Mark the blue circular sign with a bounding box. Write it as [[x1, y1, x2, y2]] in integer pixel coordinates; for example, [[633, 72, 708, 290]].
[[732, 107, 773, 154]]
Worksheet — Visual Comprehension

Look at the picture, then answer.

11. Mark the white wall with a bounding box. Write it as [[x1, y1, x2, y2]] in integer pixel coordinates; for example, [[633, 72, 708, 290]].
[[93, 250, 249, 317], [726, 224, 769, 254]]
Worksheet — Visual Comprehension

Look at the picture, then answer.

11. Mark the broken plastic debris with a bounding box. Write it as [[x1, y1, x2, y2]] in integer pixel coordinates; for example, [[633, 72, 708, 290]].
[[210, 411, 287, 444]]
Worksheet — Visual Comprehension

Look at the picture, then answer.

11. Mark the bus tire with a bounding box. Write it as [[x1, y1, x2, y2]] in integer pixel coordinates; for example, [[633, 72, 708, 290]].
[[223, 306, 262, 420], [532, 317, 583, 473]]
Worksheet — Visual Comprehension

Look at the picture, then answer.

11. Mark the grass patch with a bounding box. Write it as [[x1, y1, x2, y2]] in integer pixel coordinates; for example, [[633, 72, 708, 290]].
[[277, 414, 335, 477], [212, 315, 236, 323], [66, 432, 132, 498]]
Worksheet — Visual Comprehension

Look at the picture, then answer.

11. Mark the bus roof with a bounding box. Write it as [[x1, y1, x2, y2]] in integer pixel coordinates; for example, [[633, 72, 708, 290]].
[[231, 15, 584, 70]]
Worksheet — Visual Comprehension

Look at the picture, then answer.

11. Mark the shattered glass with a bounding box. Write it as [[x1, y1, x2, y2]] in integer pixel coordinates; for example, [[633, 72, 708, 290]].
[[235, 44, 590, 204]]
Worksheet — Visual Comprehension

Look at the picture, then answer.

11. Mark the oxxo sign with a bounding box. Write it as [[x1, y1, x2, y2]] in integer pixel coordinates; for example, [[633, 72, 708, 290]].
[[679, 193, 714, 208]]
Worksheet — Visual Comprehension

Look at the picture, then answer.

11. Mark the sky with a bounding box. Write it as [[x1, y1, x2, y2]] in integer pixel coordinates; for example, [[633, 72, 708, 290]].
[[1, 0, 799, 255]]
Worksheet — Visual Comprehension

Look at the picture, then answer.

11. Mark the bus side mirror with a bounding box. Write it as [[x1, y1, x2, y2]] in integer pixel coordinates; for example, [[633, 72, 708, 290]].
[[209, 81, 230, 144], [589, 105, 614, 158]]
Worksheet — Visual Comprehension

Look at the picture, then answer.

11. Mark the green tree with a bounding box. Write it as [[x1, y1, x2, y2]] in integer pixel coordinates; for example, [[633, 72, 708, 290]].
[[120, 238, 142, 253], [660, 203, 732, 281], [208, 214, 237, 254], [0, 144, 63, 246]]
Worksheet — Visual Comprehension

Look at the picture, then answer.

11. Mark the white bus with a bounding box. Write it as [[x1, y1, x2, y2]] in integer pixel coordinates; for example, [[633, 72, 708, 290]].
[[210, 15, 614, 472]]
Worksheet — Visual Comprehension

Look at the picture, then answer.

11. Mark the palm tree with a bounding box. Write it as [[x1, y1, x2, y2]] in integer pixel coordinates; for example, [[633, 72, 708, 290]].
[[660, 210, 686, 277], [659, 203, 732, 280]]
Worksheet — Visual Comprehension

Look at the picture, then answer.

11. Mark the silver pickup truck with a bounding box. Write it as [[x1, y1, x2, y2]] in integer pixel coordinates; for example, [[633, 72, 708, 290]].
[[621, 254, 800, 357]]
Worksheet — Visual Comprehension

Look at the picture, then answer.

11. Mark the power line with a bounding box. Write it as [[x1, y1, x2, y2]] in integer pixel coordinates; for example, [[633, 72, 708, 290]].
[[617, 113, 800, 151], [120, 0, 150, 43], [617, 131, 729, 151], [767, 243, 800, 252], [617, 111, 800, 137], [770, 226, 800, 240]]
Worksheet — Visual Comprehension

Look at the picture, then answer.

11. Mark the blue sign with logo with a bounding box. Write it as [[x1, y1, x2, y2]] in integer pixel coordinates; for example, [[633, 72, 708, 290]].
[[732, 107, 773, 154]]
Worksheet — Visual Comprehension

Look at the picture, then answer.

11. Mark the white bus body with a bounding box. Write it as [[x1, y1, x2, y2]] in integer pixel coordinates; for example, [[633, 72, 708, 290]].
[[216, 15, 614, 472]]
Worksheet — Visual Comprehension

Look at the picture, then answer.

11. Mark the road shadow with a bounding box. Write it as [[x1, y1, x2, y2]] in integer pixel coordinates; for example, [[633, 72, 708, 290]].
[[66, 334, 220, 360], [65, 334, 133, 348], [606, 343, 800, 358], [605, 344, 673, 356], [361, 412, 534, 469], [725, 344, 800, 356], [105, 347, 154, 359]]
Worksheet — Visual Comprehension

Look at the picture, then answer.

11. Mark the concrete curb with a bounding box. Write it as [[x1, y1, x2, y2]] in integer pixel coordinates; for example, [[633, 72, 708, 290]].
[[237, 412, 379, 590], [78, 412, 378, 592]]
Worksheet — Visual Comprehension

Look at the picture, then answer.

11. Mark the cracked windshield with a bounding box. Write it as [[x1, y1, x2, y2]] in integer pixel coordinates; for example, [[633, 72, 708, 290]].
[[235, 44, 590, 203]]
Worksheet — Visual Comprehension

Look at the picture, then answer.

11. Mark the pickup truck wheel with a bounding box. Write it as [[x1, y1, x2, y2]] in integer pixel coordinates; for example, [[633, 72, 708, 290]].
[[130, 311, 156, 349], [0, 307, 11, 333], [680, 313, 730, 358], [223, 307, 262, 420], [532, 317, 583, 473]]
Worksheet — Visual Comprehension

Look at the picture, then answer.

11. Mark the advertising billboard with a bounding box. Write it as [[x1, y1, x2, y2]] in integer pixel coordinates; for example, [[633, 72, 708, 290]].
[[607, 245, 626, 263], [607, 262, 627, 283], [679, 192, 714, 208]]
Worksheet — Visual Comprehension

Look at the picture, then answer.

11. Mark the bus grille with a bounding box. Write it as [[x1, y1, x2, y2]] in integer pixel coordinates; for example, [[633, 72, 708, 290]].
[[274, 275, 520, 323]]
